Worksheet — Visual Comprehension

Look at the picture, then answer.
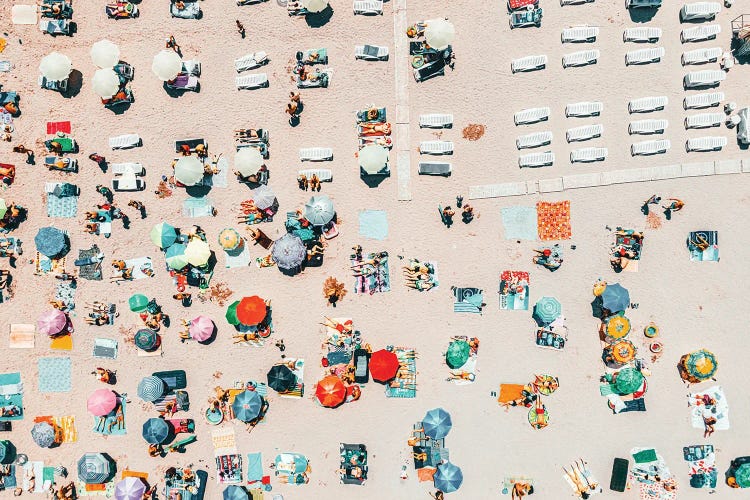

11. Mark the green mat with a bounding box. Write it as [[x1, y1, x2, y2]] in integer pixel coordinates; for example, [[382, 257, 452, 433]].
[[633, 449, 658, 464]]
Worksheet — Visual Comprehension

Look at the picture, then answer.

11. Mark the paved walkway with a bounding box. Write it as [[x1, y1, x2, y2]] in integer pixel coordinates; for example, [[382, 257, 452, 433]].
[[393, 0, 412, 201]]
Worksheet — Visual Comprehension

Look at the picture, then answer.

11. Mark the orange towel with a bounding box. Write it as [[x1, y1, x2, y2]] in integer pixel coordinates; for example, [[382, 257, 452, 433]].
[[498, 384, 526, 404], [33, 415, 54, 424], [417, 467, 437, 482], [122, 470, 149, 480], [537, 201, 572, 241], [85, 483, 106, 491]]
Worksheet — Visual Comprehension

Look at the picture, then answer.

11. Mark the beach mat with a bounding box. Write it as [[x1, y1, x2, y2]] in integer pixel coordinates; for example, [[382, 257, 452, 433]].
[[352, 252, 390, 294], [385, 347, 416, 398], [46, 183, 79, 218], [453, 287, 483, 313], [124, 257, 154, 280], [93, 338, 118, 359], [77, 245, 103, 281], [38, 357, 71, 393], [57, 415, 77, 443], [50, 333, 72, 350], [687, 230, 719, 262], [55, 281, 76, 311], [92, 398, 126, 435], [501, 206, 538, 240], [537, 201, 571, 241], [183, 197, 215, 218], [9, 324, 34, 349], [204, 158, 229, 188], [499, 270, 530, 310], [225, 243, 251, 268], [153, 370, 187, 391], [359, 210, 388, 240]]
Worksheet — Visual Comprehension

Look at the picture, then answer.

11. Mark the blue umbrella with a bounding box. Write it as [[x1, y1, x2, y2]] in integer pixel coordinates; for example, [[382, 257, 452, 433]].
[[142, 418, 170, 444], [31, 422, 56, 448], [434, 462, 463, 493], [422, 408, 452, 440], [271, 233, 306, 270], [34, 226, 69, 258], [601, 283, 630, 314], [223, 485, 249, 500], [231, 390, 262, 422]]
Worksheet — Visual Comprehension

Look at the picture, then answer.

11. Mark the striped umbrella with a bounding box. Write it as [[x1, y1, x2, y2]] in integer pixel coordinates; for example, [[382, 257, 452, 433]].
[[606, 315, 631, 341], [31, 422, 56, 448], [533, 296, 562, 326], [87, 389, 117, 416], [78, 453, 113, 484], [134, 329, 159, 351], [150, 222, 177, 249], [231, 390, 263, 422], [137, 376, 165, 402], [165, 243, 189, 270], [681, 349, 718, 383], [303, 195, 335, 226]]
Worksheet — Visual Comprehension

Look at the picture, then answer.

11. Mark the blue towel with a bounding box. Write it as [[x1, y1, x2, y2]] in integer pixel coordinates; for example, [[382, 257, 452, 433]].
[[453, 287, 483, 314], [38, 357, 71, 393], [247, 452, 263, 483], [359, 210, 388, 240], [501, 206, 538, 240]]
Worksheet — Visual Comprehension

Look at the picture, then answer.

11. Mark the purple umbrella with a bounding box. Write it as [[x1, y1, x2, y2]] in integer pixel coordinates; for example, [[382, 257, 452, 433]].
[[37, 310, 67, 336], [114, 477, 146, 500]]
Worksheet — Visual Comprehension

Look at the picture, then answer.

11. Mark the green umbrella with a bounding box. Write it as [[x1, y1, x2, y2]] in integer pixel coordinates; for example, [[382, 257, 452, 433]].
[[0, 440, 16, 464], [614, 367, 644, 395], [134, 329, 159, 351], [165, 243, 188, 270], [225, 301, 240, 325], [533, 296, 562, 325], [446, 340, 470, 369], [150, 222, 178, 249], [735, 463, 750, 488], [683, 349, 718, 382], [128, 294, 149, 313]]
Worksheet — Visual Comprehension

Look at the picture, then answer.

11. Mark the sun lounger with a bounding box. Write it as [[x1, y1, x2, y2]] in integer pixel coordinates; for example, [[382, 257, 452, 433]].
[[353, 0, 383, 15], [175, 138, 206, 154], [561, 26, 599, 43], [625, 47, 665, 65], [684, 112, 723, 129], [560, 0, 595, 4], [358, 136, 392, 149], [356, 107, 386, 123], [112, 173, 145, 192], [565, 101, 602, 117], [570, 147, 607, 162], [684, 70, 726, 88], [419, 141, 454, 155], [236, 73, 269, 89], [39, 19, 71, 36], [623, 26, 661, 42], [629, 119, 668, 134], [680, 2, 720, 21], [111, 163, 144, 176], [418, 162, 452, 176], [631, 139, 670, 156], [419, 113, 453, 128], [0, 61, 11, 72], [562, 49, 599, 68], [414, 60, 445, 82], [511, 55, 547, 73], [299, 147, 333, 161], [686, 136, 727, 152], [171, 1, 201, 18], [299, 169, 332, 182], [514, 107, 550, 125], [683, 91, 723, 109], [355, 45, 389, 61], [516, 131, 553, 149], [234, 52, 268, 72], [566, 124, 603, 142], [628, 96, 667, 113], [297, 70, 330, 88], [681, 47, 722, 66], [681, 24, 721, 43], [298, 48, 328, 65], [38, 76, 68, 92], [109, 134, 141, 149], [44, 157, 77, 172], [519, 151, 554, 168]]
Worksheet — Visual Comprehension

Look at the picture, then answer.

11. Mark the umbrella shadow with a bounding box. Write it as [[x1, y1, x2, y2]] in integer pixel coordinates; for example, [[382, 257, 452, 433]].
[[197, 325, 218, 345], [185, 184, 212, 198], [62, 69, 83, 98], [360, 174, 388, 188], [305, 6, 334, 27]]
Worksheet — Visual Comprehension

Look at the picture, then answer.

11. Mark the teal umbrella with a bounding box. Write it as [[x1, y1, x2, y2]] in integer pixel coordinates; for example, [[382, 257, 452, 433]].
[[533, 296, 562, 325], [223, 485, 249, 500], [446, 340, 470, 369], [225, 301, 240, 325], [601, 283, 630, 314], [142, 418, 170, 444], [134, 329, 159, 351], [150, 222, 178, 249], [78, 453, 114, 484], [231, 390, 262, 422], [0, 440, 16, 464], [165, 243, 188, 270], [128, 294, 149, 312], [614, 367, 644, 395], [735, 463, 750, 488]]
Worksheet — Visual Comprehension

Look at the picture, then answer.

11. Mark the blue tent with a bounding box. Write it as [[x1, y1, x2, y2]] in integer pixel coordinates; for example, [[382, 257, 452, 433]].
[[422, 408, 452, 440], [434, 462, 463, 493], [231, 390, 262, 423]]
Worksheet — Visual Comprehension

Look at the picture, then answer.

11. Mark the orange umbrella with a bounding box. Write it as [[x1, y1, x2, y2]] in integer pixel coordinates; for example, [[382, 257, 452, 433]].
[[315, 375, 346, 408], [236, 296, 267, 326], [610, 340, 636, 364]]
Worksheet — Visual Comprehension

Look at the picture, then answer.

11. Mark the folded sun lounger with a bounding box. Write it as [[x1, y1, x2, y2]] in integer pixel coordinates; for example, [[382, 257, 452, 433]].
[[514, 107, 550, 125], [566, 124, 602, 142], [511, 55, 547, 73], [684, 70, 726, 88], [625, 47, 665, 65], [570, 147, 607, 163], [561, 26, 598, 43], [236, 73, 269, 90], [684, 112, 723, 129], [683, 91, 723, 109], [680, 2, 720, 21], [685, 136, 726, 152], [629, 96, 667, 113], [419, 113, 453, 128], [109, 134, 141, 150], [623, 26, 661, 42], [516, 131, 553, 149], [562, 49, 599, 68], [419, 141, 454, 155], [519, 151, 554, 168], [353, 0, 383, 15], [565, 101, 602, 117], [299, 147, 333, 161], [681, 47, 721, 65], [681, 24, 721, 43], [355, 45, 389, 61], [631, 139, 670, 156], [629, 119, 668, 134], [234, 52, 268, 72], [418, 162, 452, 176]]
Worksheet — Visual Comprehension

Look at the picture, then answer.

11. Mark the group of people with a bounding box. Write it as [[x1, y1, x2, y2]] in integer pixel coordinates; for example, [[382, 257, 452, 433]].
[[532, 245, 563, 272], [83, 301, 117, 327], [402, 258, 437, 292], [138, 298, 169, 331], [440, 201, 474, 228], [609, 228, 644, 273], [297, 172, 321, 191], [0, 201, 24, 233], [285, 91, 303, 125], [641, 194, 685, 220]]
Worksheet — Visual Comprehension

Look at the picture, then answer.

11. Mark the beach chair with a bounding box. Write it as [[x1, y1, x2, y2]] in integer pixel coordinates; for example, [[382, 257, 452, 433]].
[[39, 19, 71, 35], [353, 0, 383, 15], [418, 162, 452, 176], [631, 139, 670, 156], [234, 52, 268, 72], [181, 60, 201, 77], [171, 1, 201, 18], [419, 141, 454, 155], [299, 148, 333, 161], [41, 0, 73, 18], [419, 114, 453, 128], [236, 74, 269, 89], [298, 48, 328, 65], [629, 119, 668, 134], [623, 27, 662, 42], [625, 47, 665, 65], [109, 134, 141, 149], [514, 107, 550, 125], [684, 112, 723, 129], [358, 136, 392, 149], [355, 45, 389, 61], [683, 91, 723, 109], [511, 55, 547, 73], [561, 26, 599, 43], [685, 136, 727, 152], [560, 0, 595, 5], [175, 138, 207, 154], [112, 175, 145, 191], [356, 107, 386, 123], [111, 163, 144, 176], [684, 70, 726, 88], [509, 7, 543, 28], [38, 76, 68, 92], [114, 63, 134, 83], [628, 96, 668, 113], [681, 47, 722, 65], [570, 147, 607, 163], [562, 49, 599, 68], [565, 101, 602, 117], [516, 131, 553, 149], [681, 24, 721, 43], [566, 124, 603, 142], [167, 74, 199, 91], [680, 2, 720, 21], [519, 151, 554, 168], [44, 157, 77, 172], [299, 169, 332, 182], [297, 70, 330, 88], [413, 60, 445, 82]]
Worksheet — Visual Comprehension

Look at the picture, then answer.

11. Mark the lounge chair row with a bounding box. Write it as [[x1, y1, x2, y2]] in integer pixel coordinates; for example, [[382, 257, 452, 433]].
[[680, 2, 720, 21], [623, 27, 661, 43], [109, 134, 141, 149], [419, 141, 454, 155], [299, 147, 333, 161], [625, 47, 664, 65], [682, 47, 721, 65], [513, 51, 599, 71], [515, 104, 604, 126], [684, 70, 725, 88]]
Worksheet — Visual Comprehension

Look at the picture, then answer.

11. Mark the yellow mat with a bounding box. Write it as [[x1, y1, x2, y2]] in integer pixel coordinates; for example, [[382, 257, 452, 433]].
[[51, 333, 73, 350], [56, 416, 77, 443]]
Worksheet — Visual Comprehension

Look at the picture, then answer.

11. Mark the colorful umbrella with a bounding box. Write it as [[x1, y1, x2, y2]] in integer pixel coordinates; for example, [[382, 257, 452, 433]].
[[267, 364, 296, 393], [174, 156, 204, 186], [150, 222, 178, 249], [31, 422, 56, 448], [533, 296, 562, 325], [185, 239, 211, 266], [34, 226, 69, 258], [735, 463, 750, 488], [271, 233, 306, 270], [600, 283, 630, 314], [142, 418, 170, 444], [606, 315, 631, 340], [152, 50, 182, 81], [90, 39, 120, 69], [189, 315, 214, 342], [223, 485, 249, 500], [613, 367, 644, 395], [369, 349, 399, 382], [134, 329, 159, 351], [225, 301, 241, 325], [39, 52, 72, 81], [0, 440, 15, 464], [37, 309, 67, 336], [231, 390, 263, 422], [233, 296, 267, 326], [422, 408, 452, 439], [87, 389, 117, 416], [78, 453, 113, 484], [128, 294, 149, 313], [303, 195, 335, 226], [137, 376, 165, 402], [165, 243, 189, 270], [446, 340, 470, 369], [91, 68, 120, 99], [301, 0, 328, 12], [434, 461, 463, 493], [315, 375, 346, 408], [234, 148, 263, 178], [114, 477, 147, 500], [606, 340, 637, 365], [358, 145, 388, 174], [681, 349, 718, 383], [250, 185, 277, 210], [425, 19, 455, 51], [218, 228, 242, 251]]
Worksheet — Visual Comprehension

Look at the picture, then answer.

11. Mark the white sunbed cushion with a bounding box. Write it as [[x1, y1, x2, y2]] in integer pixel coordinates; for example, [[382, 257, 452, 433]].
[[561, 26, 599, 43], [683, 92, 724, 109], [514, 107, 551, 125], [12, 5, 37, 24], [565, 101, 603, 117], [623, 27, 662, 42], [419, 114, 453, 128]]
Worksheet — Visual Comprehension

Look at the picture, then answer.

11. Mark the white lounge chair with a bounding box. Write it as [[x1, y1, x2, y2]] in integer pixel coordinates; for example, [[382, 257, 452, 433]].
[[516, 131, 553, 149], [511, 55, 547, 73], [625, 47, 665, 65], [684, 70, 726, 88], [566, 124, 603, 142], [355, 45, 389, 61], [419, 114, 453, 129], [685, 136, 726, 152], [514, 107, 550, 125], [623, 26, 661, 42], [684, 113, 723, 129], [298, 169, 333, 182], [680, 2, 721, 21], [236, 73, 269, 89], [681, 47, 722, 65], [299, 147, 333, 161], [628, 119, 668, 134], [235, 52, 268, 72], [561, 0, 595, 4], [681, 24, 721, 43], [570, 147, 607, 163], [111, 163, 144, 176], [418, 162, 452, 176], [419, 141, 454, 155], [683, 92, 724, 109], [562, 49, 599, 68], [353, 0, 383, 15], [109, 134, 141, 150], [628, 96, 668, 113], [565, 101, 602, 117], [631, 139, 671, 156], [519, 151, 554, 168], [561, 26, 599, 43]]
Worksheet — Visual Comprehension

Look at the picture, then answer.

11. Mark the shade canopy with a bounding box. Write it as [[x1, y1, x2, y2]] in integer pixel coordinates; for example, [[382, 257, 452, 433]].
[[250, 185, 277, 210], [369, 349, 399, 382], [37, 309, 67, 336], [150, 222, 178, 249], [681, 349, 718, 383], [301, 0, 329, 12], [152, 50, 182, 81], [142, 418, 170, 444], [606, 340, 637, 365], [234, 148, 263, 177], [39, 52, 72, 81], [303, 195, 335, 226], [134, 329, 159, 351], [235, 296, 267, 326], [174, 156, 204, 186], [533, 296, 562, 325], [35, 226, 70, 258], [218, 228, 242, 251], [315, 375, 346, 408], [231, 390, 263, 422], [358, 145, 389, 174], [92, 68, 120, 99], [601, 283, 630, 314], [422, 408, 452, 439], [271, 233, 306, 270], [614, 367, 644, 395], [446, 340, 470, 369], [185, 239, 211, 266], [90, 39, 120, 68], [31, 422, 56, 448], [189, 315, 214, 342], [267, 364, 296, 393], [223, 485, 249, 500], [128, 294, 149, 313], [87, 389, 117, 416], [165, 243, 189, 270], [137, 376, 165, 402], [425, 19, 455, 50], [78, 453, 114, 484], [115, 477, 147, 500], [434, 461, 463, 493]]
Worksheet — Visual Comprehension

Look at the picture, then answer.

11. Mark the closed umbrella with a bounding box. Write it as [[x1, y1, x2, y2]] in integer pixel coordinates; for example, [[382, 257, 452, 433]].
[[422, 408, 452, 439], [189, 315, 214, 342], [39, 52, 72, 81], [165, 243, 189, 270], [533, 296, 562, 326], [223, 485, 249, 500], [78, 453, 113, 484], [231, 390, 263, 422], [0, 440, 15, 464], [218, 228, 242, 251], [425, 19, 455, 51], [613, 367, 644, 395], [37, 310, 67, 336], [250, 185, 276, 210], [446, 340, 470, 369], [315, 375, 346, 408], [90, 40, 120, 68], [735, 463, 750, 488], [134, 329, 159, 351], [601, 283, 630, 314], [87, 389, 117, 416], [303, 195, 335, 226], [152, 50, 182, 82], [267, 364, 296, 393], [174, 156, 204, 186], [185, 239, 211, 266], [434, 462, 463, 493], [236, 296, 267, 326], [301, 0, 328, 12], [142, 418, 170, 444], [369, 349, 399, 382], [91, 68, 120, 99], [137, 376, 165, 402], [150, 222, 178, 249], [128, 294, 149, 312], [31, 422, 56, 448], [234, 148, 263, 177], [115, 477, 147, 500], [34, 226, 69, 258], [358, 145, 388, 174], [271, 233, 306, 270]]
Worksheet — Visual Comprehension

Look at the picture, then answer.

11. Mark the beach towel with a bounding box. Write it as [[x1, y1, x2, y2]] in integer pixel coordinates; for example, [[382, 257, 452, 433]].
[[77, 245, 103, 281], [57, 415, 77, 443], [92, 397, 126, 436], [225, 243, 251, 268], [453, 287, 483, 313], [0, 373, 23, 422], [498, 384, 526, 405], [183, 197, 215, 218], [45, 183, 79, 218], [417, 467, 437, 482], [124, 256, 154, 279], [247, 453, 264, 487], [687, 230, 719, 262], [385, 347, 416, 398], [280, 359, 305, 398], [23, 462, 45, 493], [683, 445, 717, 489], [93, 338, 118, 359], [537, 201, 571, 241], [153, 370, 188, 392], [121, 470, 149, 480], [50, 332, 72, 350], [501, 206, 538, 241], [38, 357, 71, 392], [9, 324, 34, 348], [352, 252, 390, 294], [212, 427, 238, 457], [688, 385, 729, 431], [204, 157, 229, 188], [47, 121, 71, 135], [358, 210, 388, 240], [0, 465, 17, 490], [448, 336, 479, 385], [137, 343, 162, 357], [55, 281, 76, 312], [499, 270, 530, 310], [75, 481, 115, 497]]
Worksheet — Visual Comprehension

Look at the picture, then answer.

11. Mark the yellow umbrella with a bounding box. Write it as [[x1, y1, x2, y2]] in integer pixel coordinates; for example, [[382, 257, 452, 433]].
[[184, 239, 211, 266], [606, 315, 631, 341], [609, 340, 637, 365], [218, 228, 242, 251]]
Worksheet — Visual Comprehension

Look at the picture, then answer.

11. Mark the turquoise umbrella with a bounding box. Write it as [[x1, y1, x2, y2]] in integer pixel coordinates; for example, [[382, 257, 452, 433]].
[[533, 296, 562, 325], [150, 222, 177, 249], [434, 462, 463, 493], [128, 294, 149, 312], [165, 243, 188, 270], [231, 390, 262, 422]]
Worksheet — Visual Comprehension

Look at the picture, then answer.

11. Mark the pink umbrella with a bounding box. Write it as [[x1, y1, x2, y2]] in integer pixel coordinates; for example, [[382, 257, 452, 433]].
[[87, 389, 117, 416], [188, 315, 214, 342], [37, 309, 67, 336]]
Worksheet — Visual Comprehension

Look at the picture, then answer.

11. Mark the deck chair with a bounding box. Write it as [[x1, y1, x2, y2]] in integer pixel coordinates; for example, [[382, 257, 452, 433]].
[[570, 147, 607, 163], [516, 131, 553, 149], [519, 151, 554, 168], [414, 60, 445, 82], [562, 49, 599, 68], [683, 91, 723, 109], [356, 107, 386, 123], [39, 19, 71, 35], [111, 163, 144, 176], [112, 174, 145, 191], [680, 2, 720, 21], [566, 124, 603, 142], [235, 52, 268, 72], [681, 24, 721, 43], [685, 136, 727, 152], [561, 26, 599, 43], [684, 112, 723, 129], [681, 47, 721, 65], [514, 107, 550, 125], [419, 114, 453, 128], [109, 134, 141, 150], [355, 45, 389, 61], [684, 70, 726, 88], [299, 147, 333, 161], [419, 141, 454, 155], [175, 138, 206, 154], [631, 139, 670, 156], [353, 0, 383, 15], [297, 70, 330, 88], [44, 156, 77, 172], [560, 0, 595, 4], [625, 47, 665, 65], [623, 26, 661, 42], [565, 101, 602, 117], [628, 119, 668, 134], [38, 76, 68, 92], [299, 48, 328, 65], [511, 55, 547, 73], [236, 73, 269, 89], [299, 169, 332, 182], [418, 162, 452, 176], [628, 96, 668, 113]]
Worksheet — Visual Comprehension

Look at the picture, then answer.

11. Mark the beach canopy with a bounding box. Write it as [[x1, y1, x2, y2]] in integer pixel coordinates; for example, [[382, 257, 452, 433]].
[[128, 293, 149, 312], [114, 477, 147, 500], [680, 349, 718, 383], [78, 453, 114, 484], [358, 145, 389, 174], [315, 375, 346, 408], [165, 243, 189, 270], [87, 389, 117, 416], [185, 239, 211, 266], [150, 222, 178, 249], [174, 156, 204, 186], [301, 0, 328, 13], [601, 283, 630, 314], [271, 233, 306, 270], [434, 461, 463, 493], [223, 485, 249, 500], [37, 309, 67, 336], [90, 39, 120, 68], [267, 364, 296, 393], [234, 148, 263, 177], [303, 195, 335, 226], [369, 349, 399, 382], [142, 417, 170, 444], [189, 315, 214, 342], [152, 50, 182, 81], [422, 408, 452, 439], [35, 226, 69, 258], [250, 185, 277, 211], [134, 329, 159, 351], [0, 440, 15, 464], [137, 376, 165, 402], [533, 296, 562, 325], [218, 228, 242, 251], [232, 390, 263, 422], [614, 367, 644, 395], [39, 52, 72, 81], [235, 296, 267, 326], [91, 68, 120, 99], [606, 315, 631, 340], [446, 340, 470, 369], [31, 422, 56, 448], [735, 463, 750, 488], [425, 19, 455, 50]]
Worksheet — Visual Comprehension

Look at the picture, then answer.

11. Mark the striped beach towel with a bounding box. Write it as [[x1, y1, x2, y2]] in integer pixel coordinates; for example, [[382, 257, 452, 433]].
[[453, 287, 483, 313]]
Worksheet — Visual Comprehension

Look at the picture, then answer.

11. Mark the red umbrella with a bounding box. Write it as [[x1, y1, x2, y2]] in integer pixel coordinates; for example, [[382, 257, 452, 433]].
[[315, 375, 346, 408], [369, 349, 399, 382], [87, 389, 117, 416], [236, 296, 267, 326]]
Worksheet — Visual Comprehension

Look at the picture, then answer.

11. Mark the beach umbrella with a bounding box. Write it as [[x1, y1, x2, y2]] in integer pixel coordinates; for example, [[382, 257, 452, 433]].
[[606, 315, 631, 340], [218, 228, 242, 251], [422, 408, 452, 439], [234, 148, 263, 177], [174, 156, 204, 186], [606, 340, 637, 365], [150, 222, 178, 249], [39, 52, 72, 81], [115, 477, 147, 500], [250, 185, 277, 210], [90, 39, 120, 68], [165, 243, 189, 270], [142, 418, 170, 444], [601, 283, 630, 314], [185, 239, 211, 266], [735, 463, 750, 488], [425, 19, 455, 51], [267, 364, 296, 393], [37, 309, 67, 336], [134, 329, 159, 352], [223, 485, 249, 500], [236, 296, 267, 326], [31, 422, 56, 448], [128, 294, 149, 313], [91, 68, 120, 99], [0, 199, 6, 220], [271, 233, 306, 271], [303, 195, 335, 226], [301, 0, 328, 12], [189, 315, 214, 342], [87, 389, 117, 416], [369, 349, 399, 383], [34, 226, 69, 258], [78, 453, 113, 484], [358, 145, 389, 174], [137, 376, 165, 402], [446, 340, 470, 369], [0, 440, 15, 464], [231, 390, 263, 422], [613, 367, 644, 396], [434, 462, 463, 493], [225, 301, 241, 326], [315, 375, 346, 408], [152, 50, 182, 82], [681, 349, 718, 383], [533, 296, 562, 325]]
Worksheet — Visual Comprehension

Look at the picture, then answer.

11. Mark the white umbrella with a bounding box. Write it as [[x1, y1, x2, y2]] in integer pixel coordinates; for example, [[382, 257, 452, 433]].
[[301, 0, 329, 13], [234, 148, 264, 177], [303, 195, 335, 226], [250, 185, 277, 210], [90, 40, 120, 68], [152, 50, 182, 82], [91, 68, 120, 99], [425, 19, 455, 50], [174, 156, 204, 186], [184, 239, 211, 266], [39, 52, 72, 81], [358, 145, 389, 174]]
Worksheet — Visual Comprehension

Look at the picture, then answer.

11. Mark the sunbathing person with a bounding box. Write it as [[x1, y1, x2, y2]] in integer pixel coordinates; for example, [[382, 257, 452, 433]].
[[511, 481, 533, 499], [308, 173, 321, 192], [360, 136, 393, 148], [234, 128, 263, 139], [359, 122, 392, 135], [39, 3, 64, 16], [351, 252, 387, 269], [233, 332, 259, 343], [405, 277, 436, 291], [0, 165, 15, 178], [255, 255, 275, 268]]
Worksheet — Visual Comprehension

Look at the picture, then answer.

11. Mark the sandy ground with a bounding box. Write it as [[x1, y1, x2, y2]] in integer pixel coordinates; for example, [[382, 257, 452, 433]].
[[0, 0, 749, 498]]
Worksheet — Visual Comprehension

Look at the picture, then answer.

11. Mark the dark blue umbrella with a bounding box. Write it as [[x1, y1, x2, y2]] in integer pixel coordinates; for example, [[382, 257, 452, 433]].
[[422, 408, 452, 440], [34, 226, 69, 258], [223, 485, 249, 500], [0, 440, 16, 464], [601, 283, 630, 314], [231, 390, 262, 422], [267, 364, 296, 393], [434, 462, 463, 493], [142, 418, 170, 444]]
